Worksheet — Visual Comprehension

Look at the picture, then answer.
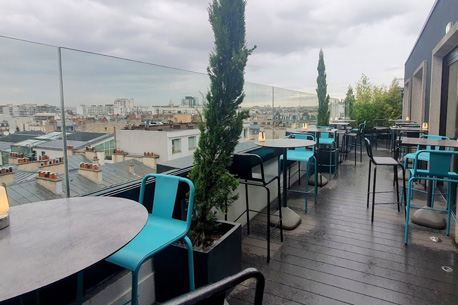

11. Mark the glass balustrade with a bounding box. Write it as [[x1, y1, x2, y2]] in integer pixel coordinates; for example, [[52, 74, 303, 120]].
[[0, 35, 319, 204]]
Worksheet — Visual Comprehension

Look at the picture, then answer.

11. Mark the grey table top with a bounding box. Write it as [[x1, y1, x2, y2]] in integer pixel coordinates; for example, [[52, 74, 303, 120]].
[[401, 137, 458, 148], [0, 197, 148, 301], [390, 126, 426, 132], [302, 128, 337, 133], [329, 122, 350, 126], [255, 139, 316, 149], [330, 120, 355, 123]]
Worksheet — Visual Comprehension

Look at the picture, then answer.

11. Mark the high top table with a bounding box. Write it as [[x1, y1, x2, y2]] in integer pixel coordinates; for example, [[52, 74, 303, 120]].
[[0, 197, 148, 303], [256, 138, 316, 230]]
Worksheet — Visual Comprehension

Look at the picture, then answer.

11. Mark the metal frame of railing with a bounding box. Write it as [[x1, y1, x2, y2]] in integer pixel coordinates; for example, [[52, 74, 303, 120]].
[[163, 267, 265, 305]]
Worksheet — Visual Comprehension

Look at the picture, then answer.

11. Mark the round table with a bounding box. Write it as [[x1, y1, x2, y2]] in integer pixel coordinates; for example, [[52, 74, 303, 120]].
[[0, 197, 148, 302], [256, 139, 316, 229]]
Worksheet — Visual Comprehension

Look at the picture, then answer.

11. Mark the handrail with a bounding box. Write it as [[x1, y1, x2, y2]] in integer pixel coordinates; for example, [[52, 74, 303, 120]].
[[163, 267, 265, 305]]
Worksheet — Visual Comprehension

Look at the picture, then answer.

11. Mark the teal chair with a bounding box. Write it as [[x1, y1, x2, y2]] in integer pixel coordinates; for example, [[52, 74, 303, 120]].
[[404, 150, 458, 244], [402, 135, 450, 206], [279, 134, 317, 212], [106, 174, 195, 305]]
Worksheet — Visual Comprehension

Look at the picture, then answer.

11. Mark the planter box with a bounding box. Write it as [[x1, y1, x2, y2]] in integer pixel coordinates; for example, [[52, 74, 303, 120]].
[[154, 221, 242, 302]]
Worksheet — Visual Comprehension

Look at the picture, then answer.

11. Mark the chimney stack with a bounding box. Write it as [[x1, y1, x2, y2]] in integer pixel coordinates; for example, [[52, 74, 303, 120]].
[[36, 171, 63, 195], [129, 161, 134, 175], [78, 163, 102, 184]]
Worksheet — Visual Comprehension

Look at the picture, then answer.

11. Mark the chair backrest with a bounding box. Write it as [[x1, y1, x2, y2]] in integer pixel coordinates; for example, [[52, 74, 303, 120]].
[[230, 153, 266, 184], [364, 137, 374, 161], [374, 119, 385, 127], [412, 150, 456, 177], [317, 126, 334, 139], [358, 122, 365, 134], [288, 133, 315, 153], [419, 134, 451, 151], [139, 174, 195, 228]]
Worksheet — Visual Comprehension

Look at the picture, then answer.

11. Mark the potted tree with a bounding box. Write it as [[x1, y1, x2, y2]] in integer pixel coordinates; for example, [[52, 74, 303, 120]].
[[154, 0, 255, 301]]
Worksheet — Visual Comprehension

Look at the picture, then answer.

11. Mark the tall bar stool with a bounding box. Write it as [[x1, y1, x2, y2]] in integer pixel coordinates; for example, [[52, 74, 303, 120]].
[[279, 134, 317, 213], [316, 126, 338, 179], [229, 153, 283, 263], [346, 122, 365, 165], [365, 138, 406, 222], [404, 150, 458, 244], [401, 135, 451, 206]]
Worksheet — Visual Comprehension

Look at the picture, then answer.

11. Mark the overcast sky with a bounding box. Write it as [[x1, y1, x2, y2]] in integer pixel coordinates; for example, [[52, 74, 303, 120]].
[[0, 0, 435, 102]]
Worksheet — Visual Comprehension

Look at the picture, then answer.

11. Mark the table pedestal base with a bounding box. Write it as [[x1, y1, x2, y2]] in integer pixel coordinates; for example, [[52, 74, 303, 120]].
[[270, 207, 301, 230], [411, 208, 446, 229]]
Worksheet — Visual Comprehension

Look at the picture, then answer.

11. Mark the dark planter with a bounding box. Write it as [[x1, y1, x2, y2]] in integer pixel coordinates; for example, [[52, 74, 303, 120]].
[[317, 148, 338, 173], [154, 220, 242, 302]]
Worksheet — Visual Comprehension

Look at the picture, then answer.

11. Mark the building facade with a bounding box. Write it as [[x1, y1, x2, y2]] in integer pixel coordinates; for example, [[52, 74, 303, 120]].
[[404, 0, 458, 138]]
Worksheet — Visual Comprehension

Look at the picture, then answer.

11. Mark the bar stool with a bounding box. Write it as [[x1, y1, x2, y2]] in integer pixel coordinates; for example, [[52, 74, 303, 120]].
[[365, 138, 406, 222], [279, 134, 317, 213], [404, 150, 458, 244], [228, 153, 283, 263]]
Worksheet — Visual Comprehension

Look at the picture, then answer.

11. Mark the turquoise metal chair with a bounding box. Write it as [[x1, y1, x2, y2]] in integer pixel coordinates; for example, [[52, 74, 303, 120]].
[[402, 135, 450, 206], [404, 150, 458, 244], [106, 174, 195, 305], [279, 134, 317, 212]]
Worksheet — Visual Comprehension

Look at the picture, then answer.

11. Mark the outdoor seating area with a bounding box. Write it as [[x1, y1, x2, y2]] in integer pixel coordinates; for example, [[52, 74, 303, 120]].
[[228, 143, 458, 305], [2, 132, 458, 305]]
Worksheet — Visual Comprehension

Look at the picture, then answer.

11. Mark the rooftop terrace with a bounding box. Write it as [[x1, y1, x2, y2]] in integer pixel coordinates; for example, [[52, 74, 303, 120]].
[[229, 148, 458, 305]]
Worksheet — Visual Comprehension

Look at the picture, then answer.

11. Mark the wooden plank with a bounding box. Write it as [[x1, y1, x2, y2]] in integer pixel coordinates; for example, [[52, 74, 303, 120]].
[[231, 149, 458, 305]]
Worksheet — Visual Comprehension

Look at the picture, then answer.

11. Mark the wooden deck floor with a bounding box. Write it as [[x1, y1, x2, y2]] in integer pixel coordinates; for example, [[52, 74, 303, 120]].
[[229, 148, 458, 305]]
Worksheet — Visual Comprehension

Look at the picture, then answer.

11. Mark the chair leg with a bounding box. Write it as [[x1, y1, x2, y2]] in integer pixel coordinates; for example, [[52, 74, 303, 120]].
[[298, 162, 301, 185], [367, 161, 372, 208], [314, 156, 318, 203], [405, 179, 414, 245], [402, 167, 407, 215], [394, 165, 400, 212], [372, 166, 377, 223], [446, 182, 452, 236], [184, 236, 195, 291], [360, 137, 363, 162], [354, 138, 357, 166], [245, 184, 250, 235], [277, 177, 283, 242], [131, 270, 139, 305], [334, 143, 338, 174], [431, 180, 436, 207], [266, 187, 271, 263], [305, 161, 309, 213], [329, 145, 332, 180]]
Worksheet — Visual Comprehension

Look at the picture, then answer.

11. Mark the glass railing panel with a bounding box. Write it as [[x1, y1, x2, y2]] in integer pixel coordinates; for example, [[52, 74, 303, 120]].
[[272, 87, 318, 138], [60, 48, 210, 195], [242, 82, 273, 141], [0, 36, 64, 206]]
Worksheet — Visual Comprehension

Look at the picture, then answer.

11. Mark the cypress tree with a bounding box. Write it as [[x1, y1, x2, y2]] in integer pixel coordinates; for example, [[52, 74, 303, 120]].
[[345, 85, 356, 119], [189, 0, 255, 248], [316, 49, 330, 126]]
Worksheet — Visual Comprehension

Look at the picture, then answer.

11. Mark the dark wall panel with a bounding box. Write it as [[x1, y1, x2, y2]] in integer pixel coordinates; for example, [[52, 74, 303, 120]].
[[404, 0, 458, 119]]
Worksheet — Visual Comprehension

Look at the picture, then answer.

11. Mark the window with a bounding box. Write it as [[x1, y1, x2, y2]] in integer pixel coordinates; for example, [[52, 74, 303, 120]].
[[172, 139, 181, 154], [188, 136, 196, 150]]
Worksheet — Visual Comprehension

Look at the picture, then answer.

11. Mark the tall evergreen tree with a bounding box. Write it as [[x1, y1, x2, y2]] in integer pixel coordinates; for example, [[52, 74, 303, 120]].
[[189, 0, 255, 248], [316, 49, 330, 126], [344, 85, 356, 119]]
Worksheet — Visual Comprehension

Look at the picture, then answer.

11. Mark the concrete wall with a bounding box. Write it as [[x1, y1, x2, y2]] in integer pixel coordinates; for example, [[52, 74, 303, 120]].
[[116, 129, 200, 163]]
